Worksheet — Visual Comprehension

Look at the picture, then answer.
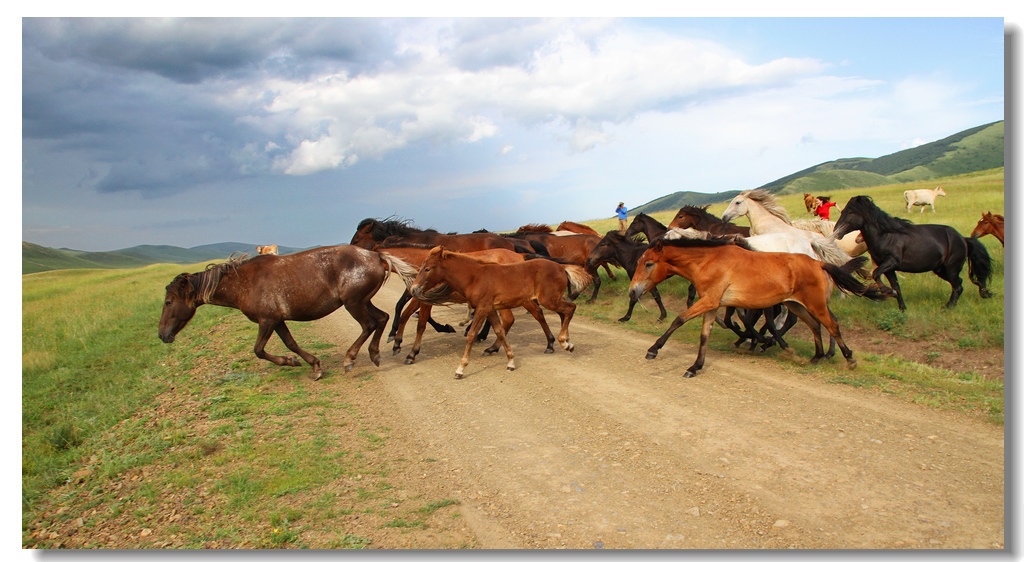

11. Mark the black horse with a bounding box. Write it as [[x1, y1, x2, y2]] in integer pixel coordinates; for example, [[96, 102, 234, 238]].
[[833, 196, 993, 311], [586, 231, 669, 322]]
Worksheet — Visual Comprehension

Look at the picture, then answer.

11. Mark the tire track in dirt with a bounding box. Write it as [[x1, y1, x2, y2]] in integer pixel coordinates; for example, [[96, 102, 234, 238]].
[[316, 276, 1004, 549]]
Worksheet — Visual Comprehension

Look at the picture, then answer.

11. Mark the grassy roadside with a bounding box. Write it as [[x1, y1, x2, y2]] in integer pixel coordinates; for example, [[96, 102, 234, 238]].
[[22, 264, 468, 549]]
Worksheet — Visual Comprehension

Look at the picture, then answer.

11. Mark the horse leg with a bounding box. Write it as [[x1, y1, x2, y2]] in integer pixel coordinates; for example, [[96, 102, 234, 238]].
[[483, 309, 517, 355], [393, 297, 420, 355], [646, 296, 720, 360], [551, 298, 578, 352], [388, 290, 412, 342], [405, 303, 433, 365], [934, 264, 965, 309], [783, 302, 827, 363], [486, 310, 516, 371], [456, 309, 491, 379], [601, 263, 617, 280], [882, 270, 906, 312], [341, 298, 389, 372], [684, 311, 718, 378], [584, 267, 602, 304], [521, 301, 556, 353], [253, 320, 303, 368], [273, 322, 323, 379], [618, 295, 640, 322]]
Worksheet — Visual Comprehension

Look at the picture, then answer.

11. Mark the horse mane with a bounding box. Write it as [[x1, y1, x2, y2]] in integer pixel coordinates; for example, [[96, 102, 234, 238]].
[[658, 236, 752, 251], [357, 216, 437, 239], [172, 254, 248, 307], [846, 196, 914, 233], [740, 189, 793, 224], [375, 237, 438, 250], [517, 223, 555, 233]]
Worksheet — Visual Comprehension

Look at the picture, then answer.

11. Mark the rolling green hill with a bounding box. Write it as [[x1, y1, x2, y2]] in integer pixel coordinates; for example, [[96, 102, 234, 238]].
[[22, 241, 309, 275], [633, 120, 1004, 215]]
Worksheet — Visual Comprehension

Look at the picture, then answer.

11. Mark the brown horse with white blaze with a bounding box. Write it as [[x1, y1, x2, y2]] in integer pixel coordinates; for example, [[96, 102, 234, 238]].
[[158, 245, 404, 380], [628, 238, 893, 378], [409, 246, 592, 379]]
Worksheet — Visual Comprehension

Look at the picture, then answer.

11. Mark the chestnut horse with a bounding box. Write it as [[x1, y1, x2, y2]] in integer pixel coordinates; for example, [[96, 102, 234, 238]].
[[377, 244, 553, 364], [971, 212, 1004, 246], [506, 228, 606, 303], [410, 246, 592, 378], [628, 238, 893, 378], [158, 245, 412, 380]]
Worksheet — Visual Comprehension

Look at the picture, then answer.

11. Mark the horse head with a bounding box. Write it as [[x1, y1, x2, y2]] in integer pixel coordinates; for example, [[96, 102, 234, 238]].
[[158, 273, 199, 343], [721, 193, 749, 223]]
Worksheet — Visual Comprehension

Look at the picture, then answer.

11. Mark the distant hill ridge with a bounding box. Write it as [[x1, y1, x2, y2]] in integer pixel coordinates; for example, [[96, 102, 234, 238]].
[[22, 241, 309, 275], [631, 120, 1004, 215], [24, 121, 1004, 274]]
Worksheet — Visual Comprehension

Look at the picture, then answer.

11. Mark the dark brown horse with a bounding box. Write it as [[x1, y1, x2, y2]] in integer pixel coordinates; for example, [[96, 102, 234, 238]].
[[351, 217, 520, 253], [970, 211, 1004, 247], [409, 246, 592, 378], [629, 238, 893, 378], [158, 245, 407, 380], [624, 213, 668, 243], [668, 205, 750, 236], [506, 229, 607, 303], [833, 196, 993, 311]]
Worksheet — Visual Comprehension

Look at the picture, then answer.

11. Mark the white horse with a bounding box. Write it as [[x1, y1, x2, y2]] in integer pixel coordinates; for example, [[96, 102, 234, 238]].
[[904, 186, 946, 213], [721, 189, 863, 267]]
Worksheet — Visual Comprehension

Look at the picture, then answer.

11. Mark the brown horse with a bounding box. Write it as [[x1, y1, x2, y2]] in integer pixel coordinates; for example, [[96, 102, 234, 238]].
[[158, 245, 406, 380], [376, 244, 545, 364], [556, 221, 601, 236], [628, 238, 893, 378], [409, 246, 592, 378], [506, 229, 607, 302], [971, 212, 1004, 246]]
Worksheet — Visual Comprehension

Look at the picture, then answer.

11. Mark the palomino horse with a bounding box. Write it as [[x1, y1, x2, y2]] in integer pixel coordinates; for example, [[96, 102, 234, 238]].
[[803, 193, 820, 214], [971, 212, 1004, 247], [628, 238, 893, 378], [721, 189, 861, 267], [255, 244, 278, 255], [158, 245, 412, 379], [409, 247, 592, 378], [833, 196, 994, 312]]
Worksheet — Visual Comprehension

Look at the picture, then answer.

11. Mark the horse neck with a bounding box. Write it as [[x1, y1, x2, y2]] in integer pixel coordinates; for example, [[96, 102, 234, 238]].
[[659, 246, 715, 279], [744, 202, 790, 235], [193, 266, 238, 309], [432, 254, 480, 293]]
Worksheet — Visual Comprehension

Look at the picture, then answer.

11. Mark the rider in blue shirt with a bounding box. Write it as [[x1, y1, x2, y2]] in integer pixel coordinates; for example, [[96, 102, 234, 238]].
[[616, 202, 628, 234]]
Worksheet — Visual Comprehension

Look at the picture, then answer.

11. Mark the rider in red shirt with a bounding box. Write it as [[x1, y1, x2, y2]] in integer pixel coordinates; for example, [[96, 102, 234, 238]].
[[814, 196, 838, 220]]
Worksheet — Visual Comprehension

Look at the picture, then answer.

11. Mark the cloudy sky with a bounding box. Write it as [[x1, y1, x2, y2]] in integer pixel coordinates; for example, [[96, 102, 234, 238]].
[[21, 15, 1009, 252]]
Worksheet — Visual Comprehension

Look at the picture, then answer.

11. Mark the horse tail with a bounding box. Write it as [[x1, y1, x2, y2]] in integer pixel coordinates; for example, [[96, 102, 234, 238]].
[[822, 257, 894, 302], [564, 265, 594, 299], [378, 252, 418, 290], [964, 236, 994, 297], [810, 237, 869, 277]]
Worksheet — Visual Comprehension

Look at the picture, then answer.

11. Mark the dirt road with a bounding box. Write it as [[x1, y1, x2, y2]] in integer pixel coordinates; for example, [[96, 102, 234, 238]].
[[316, 275, 1004, 549]]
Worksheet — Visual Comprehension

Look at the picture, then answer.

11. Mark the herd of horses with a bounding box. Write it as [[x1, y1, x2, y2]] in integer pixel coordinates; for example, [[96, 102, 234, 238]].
[[158, 190, 1001, 381]]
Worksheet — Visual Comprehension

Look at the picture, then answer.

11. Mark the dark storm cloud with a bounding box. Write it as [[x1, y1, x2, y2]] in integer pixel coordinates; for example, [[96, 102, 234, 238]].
[[23, 18, 399, 84]]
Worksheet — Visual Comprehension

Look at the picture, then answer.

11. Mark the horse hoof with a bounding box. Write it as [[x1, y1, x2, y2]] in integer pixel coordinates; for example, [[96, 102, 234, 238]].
[[617, 317, 630, 323], [387, 336, 395, 343], [311, 370, 323, 381], [482, 349, 497, 356], [343, 363, 354, 372], [545, 348, 554, 354], [847, 359, 858, 370], [440, 324, 457, 333], [646, 351, 658, 360], [810, 357, 821, 364], [392, 347, 402, 355], [507, 366, 516, 372], [454, 373, 464, 379], [683, 370, 697, 378], [404, 357, 416, 365]]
